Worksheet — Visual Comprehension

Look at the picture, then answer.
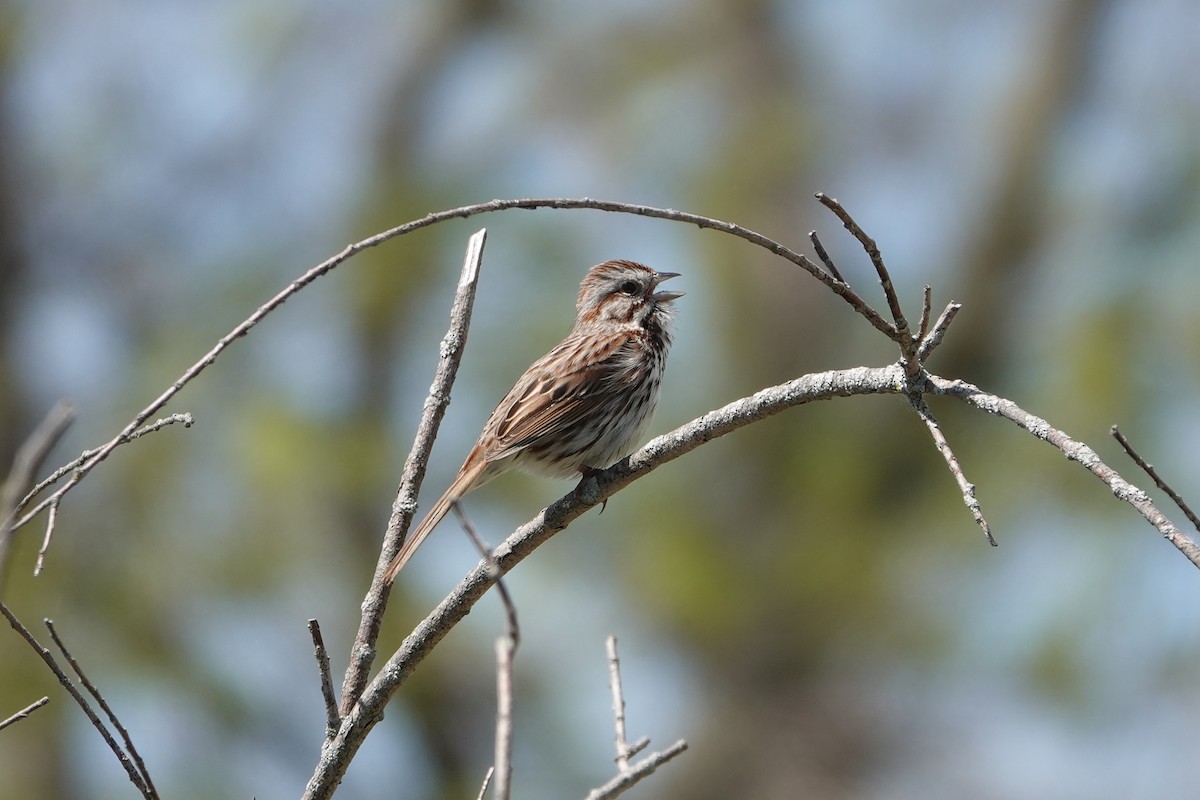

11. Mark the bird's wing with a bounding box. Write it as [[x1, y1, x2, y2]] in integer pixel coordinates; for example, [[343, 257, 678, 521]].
[[482, 331, 643, 461]]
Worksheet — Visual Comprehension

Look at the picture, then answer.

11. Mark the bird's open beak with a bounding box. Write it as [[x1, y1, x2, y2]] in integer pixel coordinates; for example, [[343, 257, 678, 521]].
[[651, 271, 684, 303]]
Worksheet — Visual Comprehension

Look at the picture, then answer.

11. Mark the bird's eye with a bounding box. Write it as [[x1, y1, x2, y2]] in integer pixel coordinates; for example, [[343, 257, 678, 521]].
[[618, 280, 639, 295]]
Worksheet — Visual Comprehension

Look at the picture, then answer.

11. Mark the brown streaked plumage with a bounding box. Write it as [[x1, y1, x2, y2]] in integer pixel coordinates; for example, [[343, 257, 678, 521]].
[[383, 260, 682, 584]]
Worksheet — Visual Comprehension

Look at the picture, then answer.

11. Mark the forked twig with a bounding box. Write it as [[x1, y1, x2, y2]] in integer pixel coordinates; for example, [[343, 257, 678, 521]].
[[13, 413, 192, 526], [584, 740, 690, 800], [6, 412, 192, 577], [1111, 426, 1200, 533], [816, 193, 912, 352], [584, 636, 685, 799], [0, 400, 75, 589]]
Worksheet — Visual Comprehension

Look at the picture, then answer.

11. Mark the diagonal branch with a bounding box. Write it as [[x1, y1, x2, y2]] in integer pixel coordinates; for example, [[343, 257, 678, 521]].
[[1111, 426, 1200, 534], [45, 620, 159, 798], [338, 229, 488, 717], [1, 603, 156, 798], [907, 394, 996, 546], [816, 193, 912, 355], [930, 376, 1200, 568]]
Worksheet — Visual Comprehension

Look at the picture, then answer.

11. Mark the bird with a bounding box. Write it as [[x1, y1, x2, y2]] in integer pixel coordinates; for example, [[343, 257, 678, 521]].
[[382, 259, 683, 584]]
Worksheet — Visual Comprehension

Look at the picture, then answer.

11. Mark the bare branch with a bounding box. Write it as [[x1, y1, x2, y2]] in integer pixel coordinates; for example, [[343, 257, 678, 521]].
[[0, 400, 74, 591], [1, 603, 154, 798], [931, 377, 1200, 568], [339, 229, 488, 717], [816, 193, 910, 347], [14, 413, 191, 518], [584, 740, 690, 800], [8, 413, 193, 543], [0, 696, 49, 731], [606, 636, 633, 772], [45, 619, 160, 799], [307, 619, 340, 738], [1111, 426, 1200, 533], [450, 502, 520, 800], [908, 394, 996, 546]]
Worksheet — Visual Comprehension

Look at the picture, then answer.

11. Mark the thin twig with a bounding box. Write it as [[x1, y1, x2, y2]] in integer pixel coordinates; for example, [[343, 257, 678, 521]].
[[0, 602, 153, 798], [451, 502, 520, 800], [0, 696, 50, 731], [452, 502, 519, 645], [908, 395, 996, 546], [808, 229, 845, 283], [492, 636, 516, 800], [917, 285, 933, 343], [8, 413, 193, 547], [33, 500, 59, 576], [917, 303, 962, 363], [931, 376, 1200, 568], [606, 636, 632, 772], [45, 619, 160, 799], [584, 740, 690, 800], [816, 192, 910, 345], [1112, 426, 1200, 533], [14, 413, 192, 521], [0, 400, 75, 591], [9, 417, 192, 578], [307, 619, 340, 738], [476, 766, 495, 800], [339, 230, 488, 717]]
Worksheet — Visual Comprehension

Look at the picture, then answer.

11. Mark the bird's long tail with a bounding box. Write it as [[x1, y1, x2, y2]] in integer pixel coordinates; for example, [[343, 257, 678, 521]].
[[382, 457, 489, 584]]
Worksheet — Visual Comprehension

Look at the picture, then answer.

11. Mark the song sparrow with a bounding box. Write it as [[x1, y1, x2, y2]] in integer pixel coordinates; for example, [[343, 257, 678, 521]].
[[383, 259, 683, 584]]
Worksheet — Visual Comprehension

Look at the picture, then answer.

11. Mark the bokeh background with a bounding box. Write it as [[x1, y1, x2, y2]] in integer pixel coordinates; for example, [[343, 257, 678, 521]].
[[3, 1, 1200, 798]]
